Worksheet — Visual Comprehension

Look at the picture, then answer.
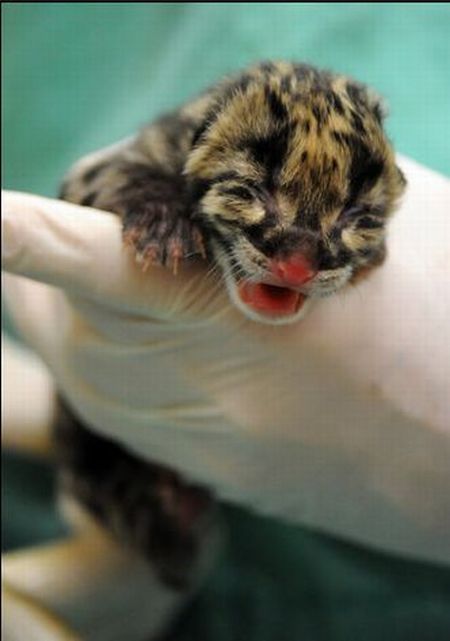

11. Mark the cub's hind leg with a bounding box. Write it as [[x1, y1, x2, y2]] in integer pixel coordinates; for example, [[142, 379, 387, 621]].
[[53, 397, 220, 590]]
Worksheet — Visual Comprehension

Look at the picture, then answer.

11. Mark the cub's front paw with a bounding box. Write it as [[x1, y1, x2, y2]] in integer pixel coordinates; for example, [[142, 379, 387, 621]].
[[123, 211, 205, 274]]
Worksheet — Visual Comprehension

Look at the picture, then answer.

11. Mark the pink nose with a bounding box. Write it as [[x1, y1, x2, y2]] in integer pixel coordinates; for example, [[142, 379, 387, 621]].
[[270, 254, 317, 286]]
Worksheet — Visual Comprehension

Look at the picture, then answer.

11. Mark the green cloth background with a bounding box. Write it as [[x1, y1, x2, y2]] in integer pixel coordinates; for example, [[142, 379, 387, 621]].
[[2, 3, 450, 640]]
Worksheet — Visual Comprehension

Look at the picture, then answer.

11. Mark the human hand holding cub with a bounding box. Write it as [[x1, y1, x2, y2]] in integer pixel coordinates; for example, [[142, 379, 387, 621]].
[[2, 155, 450, 568]]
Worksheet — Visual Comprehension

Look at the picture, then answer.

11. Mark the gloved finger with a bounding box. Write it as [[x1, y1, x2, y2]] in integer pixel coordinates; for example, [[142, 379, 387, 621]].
[[2, 530, 187, 641], [1, 191, 218, 317]]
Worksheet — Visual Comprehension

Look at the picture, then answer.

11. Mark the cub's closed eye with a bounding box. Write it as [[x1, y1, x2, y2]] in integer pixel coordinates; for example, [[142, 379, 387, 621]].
[[341, 205, 365, 218], [218, 185, 255, 201], [340, 206, 385, 229], [340, 207, 385, 229], [355, 215, 384, 229]]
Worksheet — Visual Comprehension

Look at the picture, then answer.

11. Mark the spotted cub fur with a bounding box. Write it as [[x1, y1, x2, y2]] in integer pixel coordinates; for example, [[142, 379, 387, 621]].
[[57, 61, 406, 588], [61, 61, 405, 293]]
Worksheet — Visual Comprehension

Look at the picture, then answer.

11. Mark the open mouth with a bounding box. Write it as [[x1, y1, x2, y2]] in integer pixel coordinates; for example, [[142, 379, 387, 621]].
[[237, 281, 307, 318]]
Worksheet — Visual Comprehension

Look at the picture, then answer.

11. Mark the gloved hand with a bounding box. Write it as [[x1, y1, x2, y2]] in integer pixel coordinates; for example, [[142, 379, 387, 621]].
[[3, 155, 450, 567]]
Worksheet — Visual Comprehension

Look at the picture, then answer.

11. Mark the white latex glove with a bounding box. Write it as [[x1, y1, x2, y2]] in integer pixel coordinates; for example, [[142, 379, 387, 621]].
[[2, 155, 450, 567], [2, 528, 188, 641]]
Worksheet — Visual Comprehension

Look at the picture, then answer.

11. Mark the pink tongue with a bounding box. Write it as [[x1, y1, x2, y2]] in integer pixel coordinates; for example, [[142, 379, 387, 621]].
[[238, 282, 305, 316]]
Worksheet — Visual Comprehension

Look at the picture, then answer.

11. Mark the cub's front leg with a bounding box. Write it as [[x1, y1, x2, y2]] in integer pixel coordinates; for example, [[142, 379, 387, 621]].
[[60, 133, 205, 273]]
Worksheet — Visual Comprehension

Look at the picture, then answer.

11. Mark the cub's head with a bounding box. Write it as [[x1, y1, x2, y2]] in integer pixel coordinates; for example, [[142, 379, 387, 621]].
[[185, 61, 406, 324]]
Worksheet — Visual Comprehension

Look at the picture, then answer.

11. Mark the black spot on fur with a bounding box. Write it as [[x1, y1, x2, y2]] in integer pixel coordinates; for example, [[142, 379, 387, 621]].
[[341, 132, 354, 147], [82, 163, 108, 184], [332, 131, 356, 149], [327, 91, 345, 115], [191, 118, 213, 148], [300, 150, 308, 162], [81, 192, 97, 207], [347, 139, 384, 203], [303, 119, 311, 134], [265, 88, 288, 122], [312, 104, 326, 131], [280, 76, 291, 92], [331, 130, 345, 146], [346, 83, 365, 108], [246, 124, 291, 186], [350, 110, 365, 134]]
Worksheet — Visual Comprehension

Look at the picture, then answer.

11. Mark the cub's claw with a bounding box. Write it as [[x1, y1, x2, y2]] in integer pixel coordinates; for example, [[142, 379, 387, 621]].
[[123, 215, 206, 273]]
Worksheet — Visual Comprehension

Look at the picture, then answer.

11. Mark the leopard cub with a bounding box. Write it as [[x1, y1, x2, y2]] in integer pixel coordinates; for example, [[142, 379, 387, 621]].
[[62, 60, 406, 324], [57, 61, 406, 589]]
